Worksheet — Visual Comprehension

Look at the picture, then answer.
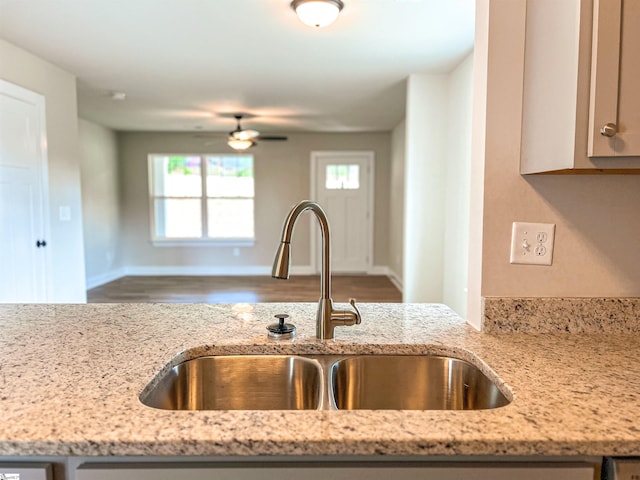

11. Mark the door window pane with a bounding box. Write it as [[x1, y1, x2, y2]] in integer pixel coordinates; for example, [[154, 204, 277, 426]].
[[326, 164, 360, 189]]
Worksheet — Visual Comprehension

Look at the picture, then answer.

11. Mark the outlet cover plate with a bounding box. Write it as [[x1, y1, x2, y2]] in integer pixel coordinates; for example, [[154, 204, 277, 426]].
[[510, 222, 556, 265]]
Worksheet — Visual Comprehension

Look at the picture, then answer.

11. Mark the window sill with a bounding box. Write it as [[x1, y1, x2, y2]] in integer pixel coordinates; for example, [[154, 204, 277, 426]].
[[151, 239, 255, 247]]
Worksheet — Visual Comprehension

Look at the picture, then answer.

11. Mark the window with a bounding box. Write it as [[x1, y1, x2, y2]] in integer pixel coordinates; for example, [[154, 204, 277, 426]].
[[149, 154, 254, 244], [325, 164, 360, 189]]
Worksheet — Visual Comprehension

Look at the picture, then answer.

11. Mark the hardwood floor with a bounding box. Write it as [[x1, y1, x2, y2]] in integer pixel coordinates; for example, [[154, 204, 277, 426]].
[[87, 275, 403, 303]]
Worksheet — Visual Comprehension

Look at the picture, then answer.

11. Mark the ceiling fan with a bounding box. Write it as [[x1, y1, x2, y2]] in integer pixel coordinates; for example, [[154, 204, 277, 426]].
[[197, 114, 288, 151]]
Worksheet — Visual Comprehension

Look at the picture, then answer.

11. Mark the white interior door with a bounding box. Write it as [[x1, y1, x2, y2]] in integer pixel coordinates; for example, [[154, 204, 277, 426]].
[[311, 151, 373, 273], [0, 80, 50, 302]]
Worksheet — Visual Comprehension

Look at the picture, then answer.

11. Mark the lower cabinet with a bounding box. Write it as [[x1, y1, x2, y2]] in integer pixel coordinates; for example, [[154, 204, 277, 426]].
[[0, 463, 53, 480], [75, 462, 596, 480], [0, 459, 602, 480]]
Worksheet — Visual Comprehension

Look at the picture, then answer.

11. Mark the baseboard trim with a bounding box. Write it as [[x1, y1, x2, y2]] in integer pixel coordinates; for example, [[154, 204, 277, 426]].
[[387, 268, 403, 293], [86, 267, 127, 289], [124, 265, 316, 276], [368, 265, 389, 275], [86, 265, 399, 287]]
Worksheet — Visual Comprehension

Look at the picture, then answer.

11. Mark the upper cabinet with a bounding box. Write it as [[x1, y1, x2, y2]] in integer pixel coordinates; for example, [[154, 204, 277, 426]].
[[520, 0, 640, 174], [588, 0, 640, 157]]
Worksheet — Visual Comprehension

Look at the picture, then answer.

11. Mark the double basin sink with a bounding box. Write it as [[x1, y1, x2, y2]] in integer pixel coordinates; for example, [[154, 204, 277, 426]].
[[140, 354, 511, 411]]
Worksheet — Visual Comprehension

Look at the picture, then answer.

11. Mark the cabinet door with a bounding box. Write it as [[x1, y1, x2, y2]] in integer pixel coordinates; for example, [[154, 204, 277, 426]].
[[588, 0, 640, 157], [0, 463, 52, 480], [75, 462, 596, 480]]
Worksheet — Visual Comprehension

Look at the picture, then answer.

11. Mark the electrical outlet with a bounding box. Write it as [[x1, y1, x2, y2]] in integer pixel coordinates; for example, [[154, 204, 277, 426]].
[[510, 222, 555, 266]]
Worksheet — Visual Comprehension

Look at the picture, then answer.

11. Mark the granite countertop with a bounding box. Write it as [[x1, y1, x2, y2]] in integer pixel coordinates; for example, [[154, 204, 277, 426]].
[[1, 302, 639, 457]]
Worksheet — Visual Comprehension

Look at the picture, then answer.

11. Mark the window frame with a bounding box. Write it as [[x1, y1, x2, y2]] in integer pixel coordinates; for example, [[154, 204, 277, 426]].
[[147, 153, 255, 246]]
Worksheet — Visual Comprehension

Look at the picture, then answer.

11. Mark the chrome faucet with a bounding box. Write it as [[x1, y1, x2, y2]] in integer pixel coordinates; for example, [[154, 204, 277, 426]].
[[272, 200, 362, 340]]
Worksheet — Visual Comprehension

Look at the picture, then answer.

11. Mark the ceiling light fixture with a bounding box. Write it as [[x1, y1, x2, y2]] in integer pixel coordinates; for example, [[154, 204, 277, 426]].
[[227, 138, 254, 151], [291, 0, 344, 28]]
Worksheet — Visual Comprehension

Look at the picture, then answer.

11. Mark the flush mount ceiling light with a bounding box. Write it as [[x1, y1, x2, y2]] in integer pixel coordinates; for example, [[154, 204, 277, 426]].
[[291, 0, 344, 28]]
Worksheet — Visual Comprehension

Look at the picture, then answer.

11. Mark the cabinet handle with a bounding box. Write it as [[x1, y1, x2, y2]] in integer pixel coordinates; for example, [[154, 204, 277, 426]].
[[600, 123, 618, 137], [36, 240, 47, 248]]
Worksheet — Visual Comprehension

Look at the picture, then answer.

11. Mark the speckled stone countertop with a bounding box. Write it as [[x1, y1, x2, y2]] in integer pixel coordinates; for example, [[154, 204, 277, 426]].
[[1, 303, 639, 457]]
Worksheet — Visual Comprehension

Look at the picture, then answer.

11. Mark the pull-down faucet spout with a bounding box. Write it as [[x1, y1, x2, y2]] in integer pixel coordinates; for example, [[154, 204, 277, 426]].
[[272, 200, 361, 340]]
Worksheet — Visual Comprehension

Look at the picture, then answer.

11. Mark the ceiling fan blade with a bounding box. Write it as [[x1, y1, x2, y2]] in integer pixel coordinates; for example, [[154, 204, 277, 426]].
[[208, 114, 288, 145], [257, 135, 288, 141]]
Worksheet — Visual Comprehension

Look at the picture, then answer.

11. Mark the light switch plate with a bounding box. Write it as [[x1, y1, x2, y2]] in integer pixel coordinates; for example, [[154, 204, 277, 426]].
[[59, 205, 71, 221], [510, 222, 555, 265]]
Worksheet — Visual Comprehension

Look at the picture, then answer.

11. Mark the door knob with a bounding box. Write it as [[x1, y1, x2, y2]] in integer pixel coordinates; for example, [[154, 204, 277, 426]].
[[600, 123, 618, 137]]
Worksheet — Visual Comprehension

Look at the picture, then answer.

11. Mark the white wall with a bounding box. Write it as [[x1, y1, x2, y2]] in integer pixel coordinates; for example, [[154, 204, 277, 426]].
[[78, 119, 123, 288], [403, 74, 448, 302], [402, 55, 474, 310], [0, 38, 87, 302], [116, 131, 391, 274], [442, 53, 474, 318], [467, 0, 490, 329], [388, 120, 406, 287]]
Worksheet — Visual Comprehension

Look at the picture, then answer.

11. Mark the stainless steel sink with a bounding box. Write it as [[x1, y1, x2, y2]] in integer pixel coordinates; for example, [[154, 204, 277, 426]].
[[330, 355, 510, 410], [140, 355, 322, 410], [140, 353, 510, 411]]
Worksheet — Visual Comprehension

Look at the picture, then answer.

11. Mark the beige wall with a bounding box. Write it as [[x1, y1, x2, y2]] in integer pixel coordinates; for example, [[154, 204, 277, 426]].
[[117, 131, 391, 272], [481, 0, 640, 298], [0, 38, 87, 302], [79, 119, 122, 286]]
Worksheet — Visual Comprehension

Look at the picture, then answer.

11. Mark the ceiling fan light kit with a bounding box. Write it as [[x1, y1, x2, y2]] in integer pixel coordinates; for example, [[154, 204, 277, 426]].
[[227, 138, 254, 151], [227, 114, 257, 150], [230, 129, 259, 142], [291, 0, 344, 28], [199, 115, 287, 151]]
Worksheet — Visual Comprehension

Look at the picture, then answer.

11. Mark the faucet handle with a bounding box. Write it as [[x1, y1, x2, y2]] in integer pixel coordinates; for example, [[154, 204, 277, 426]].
[[348, 298, 362, 325]]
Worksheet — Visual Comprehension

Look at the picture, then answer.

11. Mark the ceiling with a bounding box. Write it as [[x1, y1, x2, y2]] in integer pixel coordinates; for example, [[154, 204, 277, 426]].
[[0, 0, 475, 133]]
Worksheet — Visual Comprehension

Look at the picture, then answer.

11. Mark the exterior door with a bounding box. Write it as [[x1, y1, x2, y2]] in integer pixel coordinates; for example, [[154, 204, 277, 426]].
[[0, 80, 50, 302], [311, 151, 373, 273]]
